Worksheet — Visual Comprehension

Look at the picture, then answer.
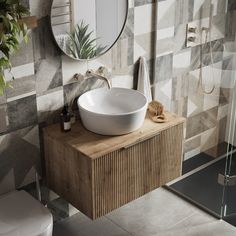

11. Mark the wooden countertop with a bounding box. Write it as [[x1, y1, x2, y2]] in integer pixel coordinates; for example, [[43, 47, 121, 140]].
[[43, 112, 185, 159]]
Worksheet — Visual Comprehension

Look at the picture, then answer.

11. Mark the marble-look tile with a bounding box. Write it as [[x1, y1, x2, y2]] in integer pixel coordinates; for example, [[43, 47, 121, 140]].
[[154, 53, 173, 83], [35, 57, 62, 95], [219, 87, 231, 105], [107, 188, 200, 236], [134, 3, 155, 36], [171, 97, 188, 117], [190, 39, 224, 71], [173, 49, 191, 76], [10, 32, 34, 67], [171, 74, 189, 101], [175, 0, 193, 26], [159, 217, 236, 236], [225, 11, 236, 41], [156, 37, 174, 57], [29, 0, 52, 19], [0, 94, 6, 105], [134, 32, 155, 61], [7, 95, 38, 131], [54, 212, 131, 236], [173, 23, 187, 53], [0, 126, 40, 194], [184, 135, 201, 154], [4, 63, 35, 81], [200, 127, 219, 152], [37, 88, 64, 124], [153, 79, 173, 111], [134, 0, 155, 7], [184, 147, 201, 160], [157, 0, 175, 30], [32, 16, 61, 64], [186, 107, 218, 139], [157, 26, 175, 41], [5, 75, 36, 102], [193, 0, 211, 21], [218, 116, 228, 143], [0, 105, 8, 134], [227, 0, 236, 12]]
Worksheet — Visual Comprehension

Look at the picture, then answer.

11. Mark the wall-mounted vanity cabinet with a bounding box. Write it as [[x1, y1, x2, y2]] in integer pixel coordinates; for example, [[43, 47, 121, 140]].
[[43, 113, 185, 219]]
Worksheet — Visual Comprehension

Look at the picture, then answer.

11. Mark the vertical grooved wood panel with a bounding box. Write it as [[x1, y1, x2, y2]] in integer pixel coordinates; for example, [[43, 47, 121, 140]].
[[44, 114, 185, 220]]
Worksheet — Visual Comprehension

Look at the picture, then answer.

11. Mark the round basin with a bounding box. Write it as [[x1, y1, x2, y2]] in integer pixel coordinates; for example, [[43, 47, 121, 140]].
[[78, 88, 148, 135]]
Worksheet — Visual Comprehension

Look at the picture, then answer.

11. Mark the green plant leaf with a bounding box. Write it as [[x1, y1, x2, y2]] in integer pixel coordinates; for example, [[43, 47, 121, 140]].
[[0, 0, 29, 93]]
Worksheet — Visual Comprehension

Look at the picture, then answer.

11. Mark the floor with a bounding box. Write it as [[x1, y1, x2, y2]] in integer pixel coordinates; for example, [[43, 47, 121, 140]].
[[168, 152, 236, 218], [53, 188, 236, 236]]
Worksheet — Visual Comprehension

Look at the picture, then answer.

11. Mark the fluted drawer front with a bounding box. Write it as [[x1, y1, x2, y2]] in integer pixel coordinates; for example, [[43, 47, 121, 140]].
[[44, 114, 185, 220], [92, 123, 183, 219]]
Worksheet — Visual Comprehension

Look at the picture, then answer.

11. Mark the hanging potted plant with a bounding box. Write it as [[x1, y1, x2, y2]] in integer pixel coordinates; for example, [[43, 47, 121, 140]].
[[0, 0, 30, 94]]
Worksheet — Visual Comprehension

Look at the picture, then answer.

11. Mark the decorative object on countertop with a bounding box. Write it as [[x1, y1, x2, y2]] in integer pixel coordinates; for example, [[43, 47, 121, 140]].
[[60, 104, 71, 132], [0, 0, 37, 94], [148, 100, 168, 123], [137, 56, 152, 103]]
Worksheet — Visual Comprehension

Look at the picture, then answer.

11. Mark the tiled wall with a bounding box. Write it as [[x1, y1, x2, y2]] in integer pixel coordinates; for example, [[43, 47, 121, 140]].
[[152, 0, 236, 160], [0, 0, 236, 194]]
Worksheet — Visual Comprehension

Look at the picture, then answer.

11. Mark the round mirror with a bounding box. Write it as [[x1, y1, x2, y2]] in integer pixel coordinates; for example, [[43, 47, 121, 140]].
[[51, 0, 128, 60]]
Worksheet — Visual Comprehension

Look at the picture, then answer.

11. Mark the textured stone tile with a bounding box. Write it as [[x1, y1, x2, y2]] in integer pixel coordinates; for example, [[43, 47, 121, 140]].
[[227, 0, 236, 12], [173, 49, 191, 76], [7, 95, 38, 131], [173, 23, 187, 53], [0, 94, 6, 105], [157, 0, 175, 30], [193, 0, 211, 20], [29, 0, 52, 19], [0, 126, 40, 194], [0, 105, 8, 134], [134, 3, 155, 36], [175, 0, 193, 26], [186, 107, 218, 139], [134, 32, 155, 61], [184, 135, 201, 154], [153, 79, 173, 111], [37, 88, 64, 124], [134, 0, 155, 7], [107, 188, 199, 236], [5, 75, 36, 101], [10, 32, 34, 67], [200, 127, 219, 152], [190, 39, 224, 70], [54, 212, 131, 236], [225, 11, 236, 41], [156, 37, 174, 56], [154, 53, 173, 83]]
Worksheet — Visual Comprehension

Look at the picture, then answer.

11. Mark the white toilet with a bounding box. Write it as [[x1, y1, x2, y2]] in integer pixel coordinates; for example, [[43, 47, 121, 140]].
[[0, 190, 53, 236]]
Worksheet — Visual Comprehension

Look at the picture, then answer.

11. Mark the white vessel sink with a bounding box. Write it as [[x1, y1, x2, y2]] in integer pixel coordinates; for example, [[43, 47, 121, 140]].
[[78, 88, 148, 135]]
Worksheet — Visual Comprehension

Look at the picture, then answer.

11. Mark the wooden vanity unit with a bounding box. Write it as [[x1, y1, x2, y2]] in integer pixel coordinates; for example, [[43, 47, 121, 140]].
[[43, 112, 185, 219]]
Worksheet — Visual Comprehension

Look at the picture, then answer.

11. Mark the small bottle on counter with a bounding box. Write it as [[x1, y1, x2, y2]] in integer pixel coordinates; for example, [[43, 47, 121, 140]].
[[60, 104, 71, 132]]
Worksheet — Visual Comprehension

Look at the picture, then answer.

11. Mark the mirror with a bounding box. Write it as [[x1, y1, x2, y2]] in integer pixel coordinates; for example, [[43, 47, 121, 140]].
[[51, 0, 128, 60]]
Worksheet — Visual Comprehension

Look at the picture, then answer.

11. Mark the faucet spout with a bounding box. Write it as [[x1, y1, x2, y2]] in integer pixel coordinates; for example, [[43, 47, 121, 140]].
[[86, 70, 112, 89]]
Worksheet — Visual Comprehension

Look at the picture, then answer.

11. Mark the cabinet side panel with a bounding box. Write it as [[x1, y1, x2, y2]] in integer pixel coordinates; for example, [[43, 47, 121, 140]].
[[44, 134, 93, 218], [93, 135, 161, 218], [159, 123, 183, 185]]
